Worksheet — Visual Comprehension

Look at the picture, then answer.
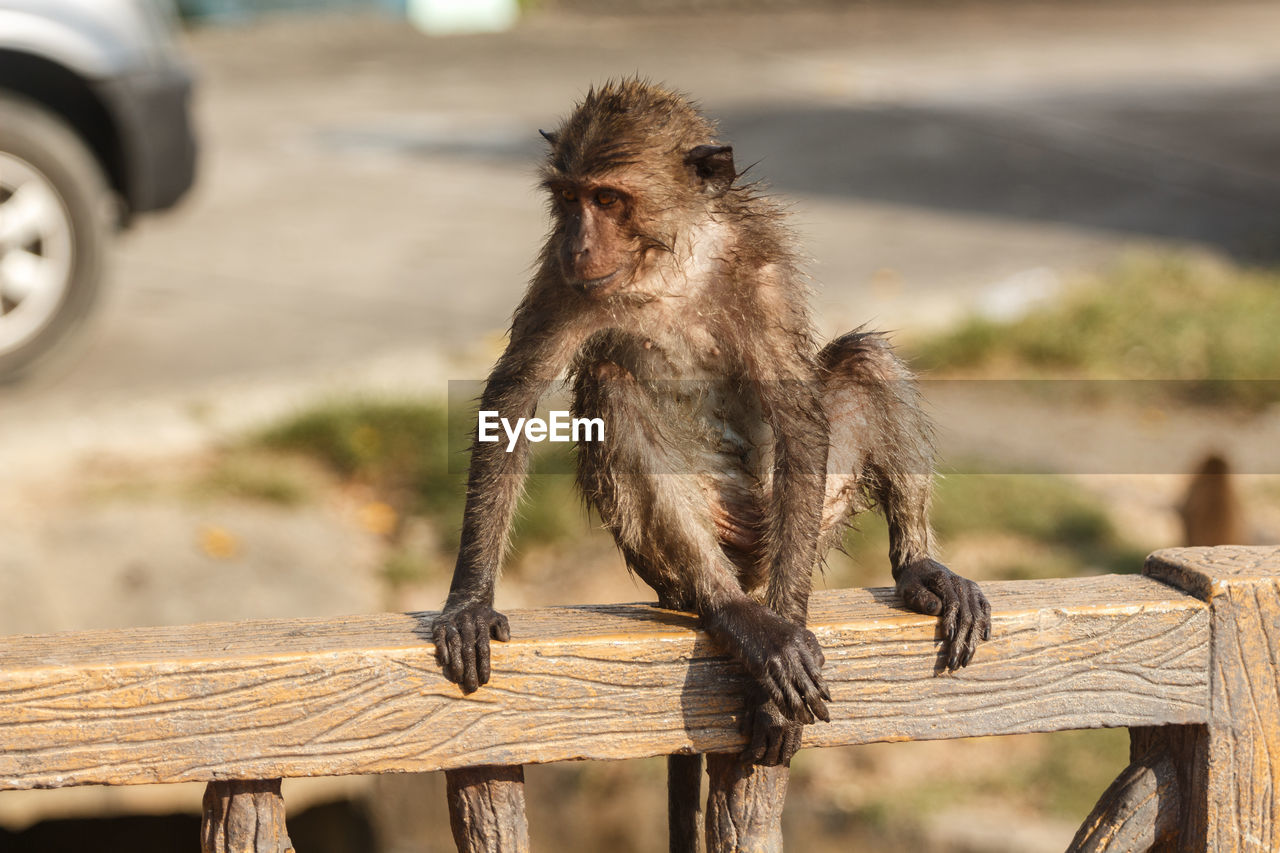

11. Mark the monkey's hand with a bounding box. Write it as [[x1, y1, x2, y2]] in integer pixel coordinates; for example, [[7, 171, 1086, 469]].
[[740, 692, 805, 766], [431, 603, 511, 693], [707, 600, 831, 726], [895, 557, 991, 671]]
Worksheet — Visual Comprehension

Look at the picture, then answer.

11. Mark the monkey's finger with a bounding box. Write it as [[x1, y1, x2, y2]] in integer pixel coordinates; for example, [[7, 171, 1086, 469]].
[[954, 633, 973, 671], [936, 583, 960, 641], [793, 659, 830, 722], [759, 679, 788, 720], [949, 597, 975, 671], [458, 624, 481, 694], [961, 589, 989, 667], [781, 726, 802, 765], [799, 648, 831, 704], [957, 621, 976, 668], [432, 624, 451, 669], [803, 631, 826, 669], [762, 726, 784, 767], [784, 657, 822, 724], [787, 672, 822, 725], [444, 625, 465, 685], [979, 592, 993, 642], [475, 633, 492, 686], [770, 661, 808, 723], [804, 690, 830, 724], [491, 612, 511, 643]]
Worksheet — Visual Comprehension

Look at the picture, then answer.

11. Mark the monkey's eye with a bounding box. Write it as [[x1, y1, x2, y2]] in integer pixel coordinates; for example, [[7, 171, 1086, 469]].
[[559, 188, 578, 203], [595, 190, 619, 207]]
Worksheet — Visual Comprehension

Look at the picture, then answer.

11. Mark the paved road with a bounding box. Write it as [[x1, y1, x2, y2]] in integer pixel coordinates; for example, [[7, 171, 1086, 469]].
[[2, 3, 1280, 474]]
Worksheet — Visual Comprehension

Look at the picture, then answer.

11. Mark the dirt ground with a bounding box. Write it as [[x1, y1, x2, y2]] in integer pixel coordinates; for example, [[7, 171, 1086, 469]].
[[1, 3, 1279, 849]]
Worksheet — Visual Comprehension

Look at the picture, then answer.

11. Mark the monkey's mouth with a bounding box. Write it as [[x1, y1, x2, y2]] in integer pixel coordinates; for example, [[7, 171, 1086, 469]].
[[575, 271, 622, 294]]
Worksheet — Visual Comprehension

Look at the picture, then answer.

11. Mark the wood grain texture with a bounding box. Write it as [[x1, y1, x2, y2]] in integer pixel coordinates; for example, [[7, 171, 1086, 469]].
[[1129, 725, 1209, 853], [446, 765, 530, 853], [1145, 546, 1280, 853], [0, 575, 1209, 791], [1145, 545, 1280, 602], [201, 779, 293, 853]]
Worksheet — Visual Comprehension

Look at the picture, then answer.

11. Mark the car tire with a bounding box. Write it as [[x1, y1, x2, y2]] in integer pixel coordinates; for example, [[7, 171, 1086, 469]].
[[0, 91, 111, 381]]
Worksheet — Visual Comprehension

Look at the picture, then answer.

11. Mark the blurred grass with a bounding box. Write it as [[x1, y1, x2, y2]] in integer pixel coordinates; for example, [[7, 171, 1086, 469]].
[[834, 729, 1129, 829], [831, 470, 1148, 587], [908, 253, 1280, 409], [251, 398, 588, 585], [195, 452, 315, 507], [246, 399, 1149, 591]]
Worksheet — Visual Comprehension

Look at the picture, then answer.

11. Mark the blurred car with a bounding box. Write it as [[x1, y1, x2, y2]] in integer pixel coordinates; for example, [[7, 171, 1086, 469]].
[[0, 0, 196, 379]]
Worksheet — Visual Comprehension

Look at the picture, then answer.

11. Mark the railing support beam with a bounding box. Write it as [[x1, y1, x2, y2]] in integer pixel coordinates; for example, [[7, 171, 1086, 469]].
[[446, 764, 530, 853], [1145, 547, 1280, 852], [705, 754, 787, 853], [201, 779, 293, 853], [1072, 547, 1280, 852]]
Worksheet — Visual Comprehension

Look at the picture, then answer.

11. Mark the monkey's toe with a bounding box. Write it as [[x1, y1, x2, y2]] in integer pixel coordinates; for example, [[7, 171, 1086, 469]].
[[741, 699, 804, 767]]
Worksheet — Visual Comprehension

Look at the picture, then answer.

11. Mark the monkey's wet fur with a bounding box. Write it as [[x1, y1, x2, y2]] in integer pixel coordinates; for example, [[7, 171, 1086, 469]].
[[432, 79, 991, 849]]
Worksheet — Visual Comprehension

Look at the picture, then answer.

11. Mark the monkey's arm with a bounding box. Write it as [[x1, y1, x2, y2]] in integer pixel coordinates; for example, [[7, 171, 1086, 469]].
[[820, 331, 991, 670], [708, 319, 832, 764], [736, 296, 830, 623], [758, 372, 829, 623], [433, 296, 583, 693]]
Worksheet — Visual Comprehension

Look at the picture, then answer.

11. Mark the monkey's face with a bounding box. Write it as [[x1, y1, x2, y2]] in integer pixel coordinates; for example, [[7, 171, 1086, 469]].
[[550, 183, 642, 297]]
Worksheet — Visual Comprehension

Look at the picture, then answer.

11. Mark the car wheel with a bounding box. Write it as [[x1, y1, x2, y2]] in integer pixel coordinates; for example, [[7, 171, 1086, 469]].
[[0, 92, 111, 380]]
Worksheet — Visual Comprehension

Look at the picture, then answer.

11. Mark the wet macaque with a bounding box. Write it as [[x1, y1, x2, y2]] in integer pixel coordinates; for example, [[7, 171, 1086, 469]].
[[432, 79, 990, 849]]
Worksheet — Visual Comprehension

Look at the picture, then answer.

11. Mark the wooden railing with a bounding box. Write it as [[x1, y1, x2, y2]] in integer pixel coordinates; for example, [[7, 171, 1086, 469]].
[[0, 546, 1275, 852]]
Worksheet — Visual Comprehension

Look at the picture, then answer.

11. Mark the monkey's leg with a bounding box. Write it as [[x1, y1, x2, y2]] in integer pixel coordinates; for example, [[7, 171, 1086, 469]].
[[574, 359, 827, 719], [820, 330, 991, 669], [574, 360, 822, 853]]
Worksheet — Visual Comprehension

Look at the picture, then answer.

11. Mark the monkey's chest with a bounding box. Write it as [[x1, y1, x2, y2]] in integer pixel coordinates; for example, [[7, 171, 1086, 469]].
[[659, 377, 775, 555], [627, 331, 772, 490]]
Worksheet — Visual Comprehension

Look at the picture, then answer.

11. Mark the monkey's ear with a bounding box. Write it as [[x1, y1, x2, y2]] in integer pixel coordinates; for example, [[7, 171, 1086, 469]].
[[539, 129, 558, 146], [685, 144, 735, 194]]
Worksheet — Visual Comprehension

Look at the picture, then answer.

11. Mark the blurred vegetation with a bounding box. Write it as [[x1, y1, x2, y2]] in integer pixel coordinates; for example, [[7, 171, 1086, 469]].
[[793, 728, 1129, 839], [250, 399, 588, 588], [194, 451, 315, 507], [830, 470, 1148, 588], [246, 399, 1148, 592], [909, 253, 1280, 410]]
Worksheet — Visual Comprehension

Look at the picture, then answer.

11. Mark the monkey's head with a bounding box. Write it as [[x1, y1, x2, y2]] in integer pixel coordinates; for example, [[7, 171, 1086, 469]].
[[539, 79, 737, 297]]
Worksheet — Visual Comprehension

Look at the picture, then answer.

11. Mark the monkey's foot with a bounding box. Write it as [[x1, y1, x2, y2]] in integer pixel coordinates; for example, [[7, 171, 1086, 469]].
[[895, 558, 991, 670], [739, 695, 805, 766], [431, 603, 511, 693]]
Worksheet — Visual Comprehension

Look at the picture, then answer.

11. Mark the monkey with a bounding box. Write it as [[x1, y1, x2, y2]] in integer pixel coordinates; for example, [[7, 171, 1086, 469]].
[[1179, 453, 1244, 546], [431, 79, 991, 850]]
